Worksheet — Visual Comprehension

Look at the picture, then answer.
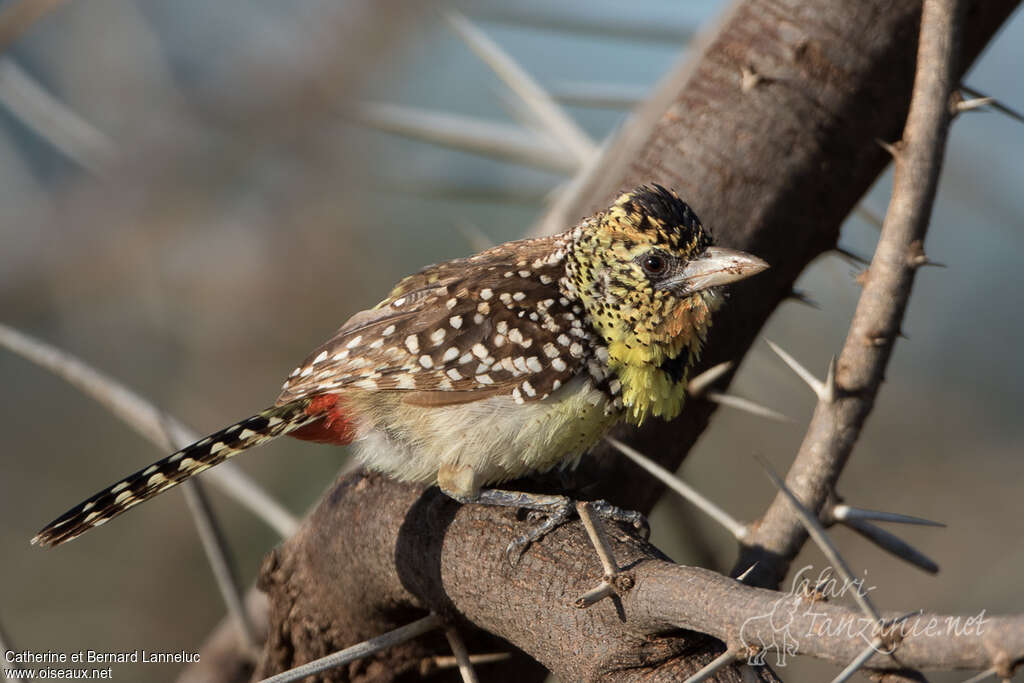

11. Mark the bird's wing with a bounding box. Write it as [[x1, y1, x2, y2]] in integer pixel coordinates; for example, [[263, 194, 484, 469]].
[[276, 235, 591, 407]]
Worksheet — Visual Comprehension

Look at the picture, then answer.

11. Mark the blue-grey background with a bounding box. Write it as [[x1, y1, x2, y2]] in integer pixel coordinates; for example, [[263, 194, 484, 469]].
[[1, 1, 1020, 680]]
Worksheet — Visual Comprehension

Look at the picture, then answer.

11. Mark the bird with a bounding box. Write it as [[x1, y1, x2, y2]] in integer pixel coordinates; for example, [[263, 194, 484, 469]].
[[32, 185, 768, 557]]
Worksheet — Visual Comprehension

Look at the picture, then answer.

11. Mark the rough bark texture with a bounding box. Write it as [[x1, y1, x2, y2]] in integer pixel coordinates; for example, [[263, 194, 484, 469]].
[[184, 0, 1021, 680]]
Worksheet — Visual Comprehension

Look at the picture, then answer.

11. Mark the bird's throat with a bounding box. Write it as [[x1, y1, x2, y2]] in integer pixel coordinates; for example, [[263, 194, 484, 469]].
[[603, 290, 720, 424]]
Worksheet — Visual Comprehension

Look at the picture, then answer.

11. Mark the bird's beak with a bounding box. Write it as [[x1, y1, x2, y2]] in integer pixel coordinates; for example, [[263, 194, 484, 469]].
[[669, 246, 769, 295]]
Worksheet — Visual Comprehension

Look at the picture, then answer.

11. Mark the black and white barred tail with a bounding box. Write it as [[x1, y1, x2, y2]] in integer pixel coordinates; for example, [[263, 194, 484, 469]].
[[32, 401, 315, 547]]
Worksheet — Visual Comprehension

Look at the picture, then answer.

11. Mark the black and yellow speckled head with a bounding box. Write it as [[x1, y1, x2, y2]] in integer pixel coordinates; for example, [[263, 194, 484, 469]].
[[567, 185, 767, 423]]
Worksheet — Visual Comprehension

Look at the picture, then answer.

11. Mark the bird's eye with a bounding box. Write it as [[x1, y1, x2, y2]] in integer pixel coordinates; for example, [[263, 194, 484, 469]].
[[641, 252, 668, 276]]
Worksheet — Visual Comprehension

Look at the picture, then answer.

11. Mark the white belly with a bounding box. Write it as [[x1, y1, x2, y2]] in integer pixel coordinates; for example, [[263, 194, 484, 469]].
[[350, 375, 618, 488]]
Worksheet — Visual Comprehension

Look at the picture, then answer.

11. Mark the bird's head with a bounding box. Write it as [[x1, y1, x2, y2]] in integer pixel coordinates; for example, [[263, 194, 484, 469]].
[[566, 185, 768, 422]]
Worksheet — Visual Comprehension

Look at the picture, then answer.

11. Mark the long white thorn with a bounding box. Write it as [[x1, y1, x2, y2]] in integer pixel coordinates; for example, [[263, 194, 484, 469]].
[[831, 504, 945, 527], [549, 81, 647, 109], [960, 667, 997, 683], [455, 221, 496, 252], [443, 627, 480, 683], [607, 437, 748, 541], [830, 638, 883, 683], [443, 11, 597, 165], [765, 339, 835, 403], [955, 95, 994, 113], [705, 391, 795, 423], [757, 457, 882, 624], [258, 614, 443, 683], [841, 518, 939, 574], [682, 650, 738, 683], [853, 203, 884, 230], [959, 84, 1024, 123], [0, 59, 115, 173], [685, 361, 734, 398], [734, 562, 758, 584], [350, 102, 576, 173]]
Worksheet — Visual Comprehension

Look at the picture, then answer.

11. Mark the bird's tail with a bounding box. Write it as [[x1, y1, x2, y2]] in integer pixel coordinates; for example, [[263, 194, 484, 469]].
[[33, 401, 317, 547]]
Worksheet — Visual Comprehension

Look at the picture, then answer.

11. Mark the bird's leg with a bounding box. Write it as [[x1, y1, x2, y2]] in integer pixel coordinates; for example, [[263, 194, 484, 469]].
[[464, 489, 649, 565], [437, 463, 648, 564]]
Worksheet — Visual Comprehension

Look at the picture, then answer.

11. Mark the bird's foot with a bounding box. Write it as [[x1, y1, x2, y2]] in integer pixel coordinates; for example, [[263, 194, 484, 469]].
[[468, 489, 648, 565]]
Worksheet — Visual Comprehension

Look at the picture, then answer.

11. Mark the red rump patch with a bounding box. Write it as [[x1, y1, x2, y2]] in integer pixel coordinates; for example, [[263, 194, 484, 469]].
[[288, 394, 357, 445]]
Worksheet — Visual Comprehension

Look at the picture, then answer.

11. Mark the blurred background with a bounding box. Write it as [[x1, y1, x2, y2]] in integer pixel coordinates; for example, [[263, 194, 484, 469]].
[[0, 1, 1021, 681]]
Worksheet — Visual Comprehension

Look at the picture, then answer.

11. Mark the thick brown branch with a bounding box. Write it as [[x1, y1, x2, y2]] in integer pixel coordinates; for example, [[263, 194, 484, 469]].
[[255, 472, 1024, 680], [735, 0, 970, 589]]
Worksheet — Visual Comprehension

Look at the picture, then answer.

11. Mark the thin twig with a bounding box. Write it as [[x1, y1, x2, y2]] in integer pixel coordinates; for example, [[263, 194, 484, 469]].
[[607, 437, 748, 541], [180, 480, 259, 654], [0, 323, 298, 537], [443, 628, 480, 683], [736, 0, 966, 588], [258, 614, 443, 683]]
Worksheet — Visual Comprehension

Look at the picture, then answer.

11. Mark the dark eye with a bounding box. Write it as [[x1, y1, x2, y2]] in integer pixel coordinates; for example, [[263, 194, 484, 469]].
[[641, 252, 668, 276]]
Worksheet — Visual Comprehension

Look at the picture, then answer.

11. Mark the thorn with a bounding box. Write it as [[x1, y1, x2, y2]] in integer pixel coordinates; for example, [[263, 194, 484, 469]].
[[607, 437, 748, 541], [955, 95, 995, 114], [787, 289, 819, 308], [822, 357, 837, 404], [840, 518, 939, 574], [876, 138, 901, 158], [834, 245, 870, 266], [960, 667, 998, 683], [682, 649, 738, 683], [706, 391, 795, 423], [830, 504, 945, 527], [259, 614, 444, 683], [576, 501, 622, 578], [740, 65, 762, 92], [420, 652, 510, 676], [455, 221, 496, 252], [574, 581, 616, 609], [853, 204, 884, 231], [960, 84, 1024, 123], [443, 627, 481, 683], [686, 361, 734, 398], [907, 240, 947, 269], [831, 637, 886, 683], [765, 339, 835, 403], [756, 456, 882, 623], [855, 269, 870, 287], [734, 562, 758, 584]]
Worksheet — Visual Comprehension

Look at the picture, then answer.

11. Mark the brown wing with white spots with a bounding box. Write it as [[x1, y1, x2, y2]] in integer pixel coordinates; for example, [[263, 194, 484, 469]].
[[276, 235, 591, 406]]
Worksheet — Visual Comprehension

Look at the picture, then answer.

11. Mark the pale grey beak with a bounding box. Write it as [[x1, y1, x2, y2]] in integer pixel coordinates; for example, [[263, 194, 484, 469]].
[[669, 246, 769, 294]]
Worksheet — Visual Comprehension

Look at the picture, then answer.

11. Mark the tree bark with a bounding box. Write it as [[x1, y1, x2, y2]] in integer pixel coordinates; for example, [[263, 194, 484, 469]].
[[184, 0, 1022, 680]]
